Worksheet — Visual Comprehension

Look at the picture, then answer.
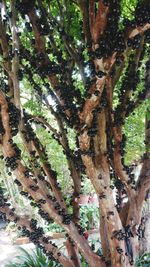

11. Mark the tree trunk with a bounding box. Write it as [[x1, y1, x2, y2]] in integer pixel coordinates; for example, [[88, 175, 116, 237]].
[[0, 1, 150, 267]]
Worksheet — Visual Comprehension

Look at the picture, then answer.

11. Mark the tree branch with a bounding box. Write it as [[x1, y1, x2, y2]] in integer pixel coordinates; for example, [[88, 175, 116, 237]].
[[0, 91, 105, 267], [10, 0, 21, 108], [27, 7, 79, 122], [112, 126, 134, 197], [114, 38, 145, 123], [78, 0, 92, 44], [0, 15, 14, 98], [0, 201, 74, 267], [91, 0, 109, 43]]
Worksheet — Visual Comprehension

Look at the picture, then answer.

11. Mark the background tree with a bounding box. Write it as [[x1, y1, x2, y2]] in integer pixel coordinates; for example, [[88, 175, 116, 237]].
[[0, 0, 150, 267]]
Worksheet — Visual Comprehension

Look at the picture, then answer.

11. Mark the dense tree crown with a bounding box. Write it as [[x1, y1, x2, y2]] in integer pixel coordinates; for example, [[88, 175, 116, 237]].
[[0, 0, 150, 267]]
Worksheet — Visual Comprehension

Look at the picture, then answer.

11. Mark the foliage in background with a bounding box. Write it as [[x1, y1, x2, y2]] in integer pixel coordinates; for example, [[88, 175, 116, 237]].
[[0, 0, 149, 266], [6, 247, 62, 267], [124, 102, 147, 164], [6, 246, 102, 267], [80, 204, 99, 230], [135, 252, 150, 267]]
